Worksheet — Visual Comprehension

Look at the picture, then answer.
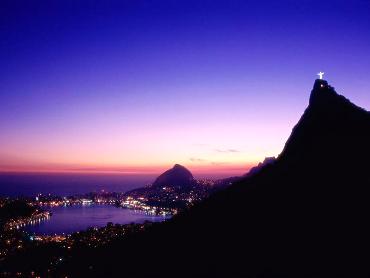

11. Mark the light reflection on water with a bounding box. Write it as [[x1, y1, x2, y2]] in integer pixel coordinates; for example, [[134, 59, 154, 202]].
[[24, 204, 169, 235]]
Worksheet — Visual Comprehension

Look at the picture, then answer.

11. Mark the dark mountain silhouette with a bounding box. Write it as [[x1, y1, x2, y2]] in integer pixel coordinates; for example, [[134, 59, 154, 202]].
[[152, 164, 195, 188], [245, 156, 276, 177], [62, 79, 370, 277], [5, 79, 370, 277], [121, 164, 236, 211]]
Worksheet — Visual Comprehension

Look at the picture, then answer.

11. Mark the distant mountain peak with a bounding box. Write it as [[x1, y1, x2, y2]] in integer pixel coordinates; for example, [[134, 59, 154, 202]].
[[152, 164, 195, 188], [245, 156, 276, 177]]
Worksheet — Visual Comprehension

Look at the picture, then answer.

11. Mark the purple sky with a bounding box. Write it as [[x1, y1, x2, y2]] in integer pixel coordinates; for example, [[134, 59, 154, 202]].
[[0, 0, 369, 177]]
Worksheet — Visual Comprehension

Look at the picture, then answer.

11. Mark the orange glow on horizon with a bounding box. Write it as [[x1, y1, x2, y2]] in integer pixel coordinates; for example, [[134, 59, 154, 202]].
[[0, 161, 255, 179]]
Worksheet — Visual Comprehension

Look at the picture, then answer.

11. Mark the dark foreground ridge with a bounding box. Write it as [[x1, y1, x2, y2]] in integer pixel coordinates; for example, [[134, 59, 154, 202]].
[[7, 80, 370, 277], [63, 79, 370, 276]]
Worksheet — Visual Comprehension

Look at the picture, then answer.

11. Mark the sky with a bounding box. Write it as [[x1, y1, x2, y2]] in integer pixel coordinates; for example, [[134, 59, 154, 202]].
[[0, 0, 370, 178]]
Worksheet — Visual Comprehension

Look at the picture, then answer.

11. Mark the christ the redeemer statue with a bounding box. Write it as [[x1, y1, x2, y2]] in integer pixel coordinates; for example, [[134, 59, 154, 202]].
[[317, 71, 324, 79]]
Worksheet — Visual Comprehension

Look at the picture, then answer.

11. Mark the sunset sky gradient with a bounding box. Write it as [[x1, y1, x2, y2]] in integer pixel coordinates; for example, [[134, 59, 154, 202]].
[[1, 0, 370, 177]]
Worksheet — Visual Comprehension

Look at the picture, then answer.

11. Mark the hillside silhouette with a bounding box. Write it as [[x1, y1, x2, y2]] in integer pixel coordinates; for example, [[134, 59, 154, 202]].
[[152, 164, 196, 188], [63, 79, 370, 277], [122, 164, 211, 210], [8, 79, 370, 277]]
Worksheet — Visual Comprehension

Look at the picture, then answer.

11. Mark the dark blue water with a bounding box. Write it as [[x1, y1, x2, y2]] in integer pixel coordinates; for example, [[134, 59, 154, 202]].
[[0, 173, 156, 197], [25, 204, 169, 235], [1, 174, 169, 235]]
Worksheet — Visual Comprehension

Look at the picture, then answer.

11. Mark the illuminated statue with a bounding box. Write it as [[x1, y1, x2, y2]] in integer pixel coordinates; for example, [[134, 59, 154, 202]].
[[317, 71, 324, 79]]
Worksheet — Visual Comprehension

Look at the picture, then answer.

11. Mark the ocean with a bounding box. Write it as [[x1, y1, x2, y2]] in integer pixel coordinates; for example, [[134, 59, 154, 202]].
[[0, 173, 157, 197]]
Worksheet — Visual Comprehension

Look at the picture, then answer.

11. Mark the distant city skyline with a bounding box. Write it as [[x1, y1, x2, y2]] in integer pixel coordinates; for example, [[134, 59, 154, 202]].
[[1, 0, 370, 177]]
